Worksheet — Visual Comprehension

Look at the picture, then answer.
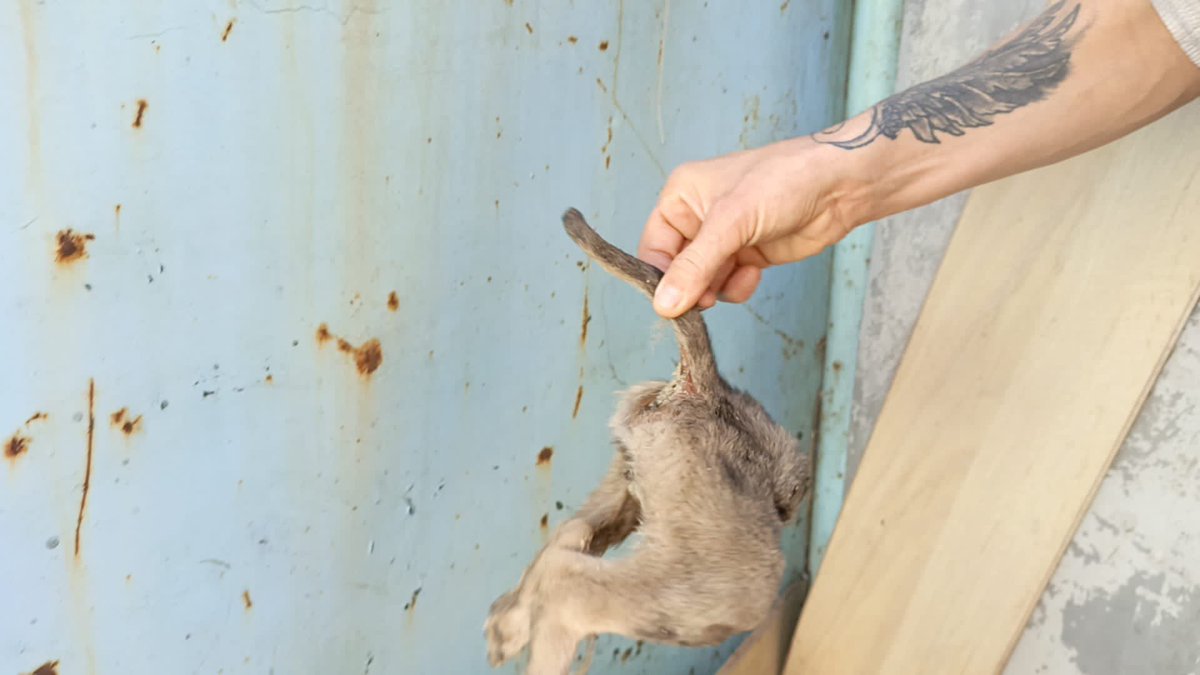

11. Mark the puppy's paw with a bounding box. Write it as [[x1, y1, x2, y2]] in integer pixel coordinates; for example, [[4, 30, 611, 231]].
[[485, 590, 530, 666]]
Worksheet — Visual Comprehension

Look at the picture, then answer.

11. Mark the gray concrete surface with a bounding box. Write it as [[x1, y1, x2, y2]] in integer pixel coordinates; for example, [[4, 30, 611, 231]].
[[846, 1, 1200, 672]]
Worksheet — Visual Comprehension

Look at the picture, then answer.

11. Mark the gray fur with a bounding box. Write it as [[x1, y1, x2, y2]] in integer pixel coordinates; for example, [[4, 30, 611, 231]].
[[484, 209, 811, 675]]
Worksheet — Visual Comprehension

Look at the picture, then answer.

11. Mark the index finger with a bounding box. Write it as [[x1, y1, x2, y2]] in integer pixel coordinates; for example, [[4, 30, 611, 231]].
[[638, 203, 701, 273]]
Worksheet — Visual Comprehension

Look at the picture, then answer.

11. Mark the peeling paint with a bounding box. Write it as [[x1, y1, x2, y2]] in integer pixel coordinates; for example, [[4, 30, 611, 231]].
[[1060, 573, 1200, 674]]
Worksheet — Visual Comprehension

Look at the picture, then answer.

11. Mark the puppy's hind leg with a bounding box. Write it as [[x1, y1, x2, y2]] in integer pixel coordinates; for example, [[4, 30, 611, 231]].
[[487, 451, 638, 667], [569, 449, 641, 556], [524, 552, 687, 675]]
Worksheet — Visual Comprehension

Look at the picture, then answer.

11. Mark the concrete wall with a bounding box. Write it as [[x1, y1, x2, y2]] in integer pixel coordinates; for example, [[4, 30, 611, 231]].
[[0, 2, 848, 673], [847, 1, 1200, 672]]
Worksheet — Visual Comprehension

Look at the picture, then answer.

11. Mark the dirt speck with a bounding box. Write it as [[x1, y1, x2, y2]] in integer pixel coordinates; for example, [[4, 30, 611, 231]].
[[264, 374, 274, 384], [221, 19, 236, 42], [242, 589, 253, 610], [132, 99, 149, 128], [537, 446, 554, 466], [599, 40, 609, 51], [567, 35, 578, 44], [404, 587, 422, 613], [540, 513, 549, 530], [55, 229, 95, 264], [524, 22, 533, 34], [387, 291, 400, 312]]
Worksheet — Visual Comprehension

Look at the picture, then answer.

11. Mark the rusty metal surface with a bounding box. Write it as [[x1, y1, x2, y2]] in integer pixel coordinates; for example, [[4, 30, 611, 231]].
[[0, 1, 846, 673]]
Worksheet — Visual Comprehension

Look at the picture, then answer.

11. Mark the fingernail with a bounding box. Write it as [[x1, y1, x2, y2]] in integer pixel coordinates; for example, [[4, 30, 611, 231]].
[[654, 284, 682, 315]]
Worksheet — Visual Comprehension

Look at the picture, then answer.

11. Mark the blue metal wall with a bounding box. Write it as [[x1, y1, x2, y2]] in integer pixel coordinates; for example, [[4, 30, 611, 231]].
[[0, 2, 847, 673]]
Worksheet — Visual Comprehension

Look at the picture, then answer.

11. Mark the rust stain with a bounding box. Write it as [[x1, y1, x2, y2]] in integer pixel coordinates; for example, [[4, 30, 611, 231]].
[[55, 229, 95, 264], [316, 323, 333, 344], [25, 411, 48, 425], [75, 378, 95, 559], [25, 661, 59, 675], [580, 289, 591, 348], [5, 433, 30, 460], [387, 291, 399, 312], [318, 324, 383, 376], [536, 446, 554, 466], [599, 40, 609, 51], [354, 341, 383, 374], [221, 19, 236, 42], [524, 22, 533, 34], [572, 385, 584, 419], [110, 408, 143, 436], [242, 589, 253, 610], [132, 99, 148, 128], [503, 0, 512, 5], [567, 35, 578, 44], [605, 155, 611, 170], [539, 513, 549, 531], [780, 0, 790, 11], [831, 360, 843, 373], [264, 374, 274, 384]]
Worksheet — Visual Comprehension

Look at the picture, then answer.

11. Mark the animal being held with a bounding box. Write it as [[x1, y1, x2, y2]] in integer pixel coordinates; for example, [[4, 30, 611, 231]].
[[485, 208, 811, 675]]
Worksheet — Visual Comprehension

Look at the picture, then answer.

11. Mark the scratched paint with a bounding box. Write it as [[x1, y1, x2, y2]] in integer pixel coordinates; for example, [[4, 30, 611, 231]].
[[0, 2, 845, 673]]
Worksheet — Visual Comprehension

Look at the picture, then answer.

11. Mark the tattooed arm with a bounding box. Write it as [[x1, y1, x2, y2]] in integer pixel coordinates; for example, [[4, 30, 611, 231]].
[[640, 0, 1200, 318]]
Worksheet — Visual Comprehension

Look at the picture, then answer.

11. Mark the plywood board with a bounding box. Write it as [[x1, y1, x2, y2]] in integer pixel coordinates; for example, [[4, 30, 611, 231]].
[[718, 579, 808, 675], [784, 103, 1200, 675]]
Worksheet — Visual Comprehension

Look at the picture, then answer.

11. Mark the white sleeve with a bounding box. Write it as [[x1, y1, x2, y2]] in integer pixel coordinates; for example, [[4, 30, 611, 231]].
[[1153, 0, 1200, 67]]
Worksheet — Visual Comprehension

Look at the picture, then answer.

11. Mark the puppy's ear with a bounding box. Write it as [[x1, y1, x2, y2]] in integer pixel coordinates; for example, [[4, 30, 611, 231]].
[[772, 458, 811, 523]]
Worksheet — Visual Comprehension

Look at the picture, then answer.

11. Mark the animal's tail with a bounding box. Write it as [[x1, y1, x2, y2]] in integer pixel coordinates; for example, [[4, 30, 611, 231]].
[[561, 208, 719, 393]]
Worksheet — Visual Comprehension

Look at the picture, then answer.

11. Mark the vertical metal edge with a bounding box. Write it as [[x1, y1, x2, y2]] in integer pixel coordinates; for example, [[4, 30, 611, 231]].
[[809, 0, 904, 576]]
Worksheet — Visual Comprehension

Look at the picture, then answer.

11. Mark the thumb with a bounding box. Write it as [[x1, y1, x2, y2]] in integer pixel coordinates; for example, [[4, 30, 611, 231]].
[[653, 202, 746, 318]]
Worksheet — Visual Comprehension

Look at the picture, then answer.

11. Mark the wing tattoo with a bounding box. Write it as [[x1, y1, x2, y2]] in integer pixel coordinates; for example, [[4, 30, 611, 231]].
[[816, 1, 1082, 149]]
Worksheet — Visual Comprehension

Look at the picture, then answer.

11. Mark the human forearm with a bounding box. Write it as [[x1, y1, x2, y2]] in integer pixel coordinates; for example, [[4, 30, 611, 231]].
[[638, 0, 1200, 318], [824, 0, 1200, 227]]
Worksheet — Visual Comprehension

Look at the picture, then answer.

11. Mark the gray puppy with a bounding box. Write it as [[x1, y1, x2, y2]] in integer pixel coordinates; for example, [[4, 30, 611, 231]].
[[485, 209, 811, 675]]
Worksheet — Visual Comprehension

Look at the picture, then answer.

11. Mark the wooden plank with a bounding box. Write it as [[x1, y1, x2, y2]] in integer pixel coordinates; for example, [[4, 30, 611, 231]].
[[784, 103, 1200, 675], [718, 579, 809, 675]]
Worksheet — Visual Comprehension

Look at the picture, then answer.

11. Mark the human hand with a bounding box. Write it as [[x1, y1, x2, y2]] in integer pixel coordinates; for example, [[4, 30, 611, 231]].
[[638, 137, 868, 318]]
